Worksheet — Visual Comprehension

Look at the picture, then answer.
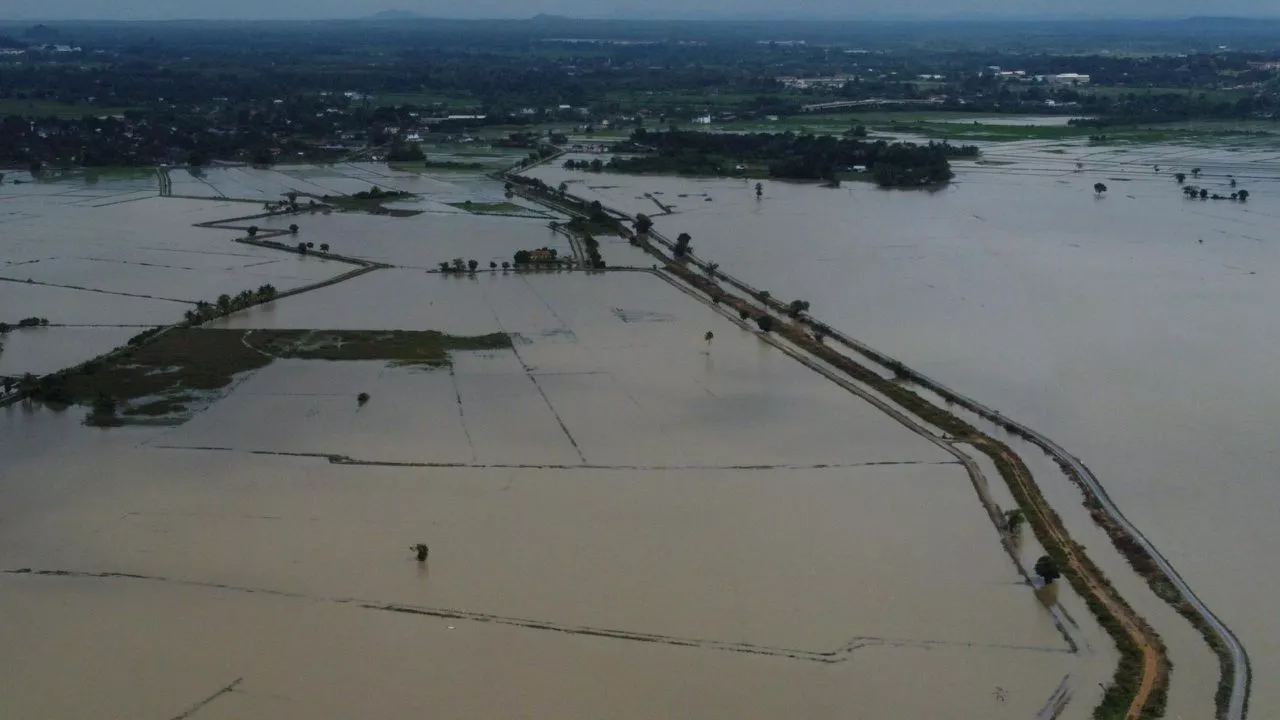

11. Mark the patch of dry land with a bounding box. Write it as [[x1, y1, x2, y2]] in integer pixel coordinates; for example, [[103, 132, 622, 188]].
[[2, 166, 1113, 719]]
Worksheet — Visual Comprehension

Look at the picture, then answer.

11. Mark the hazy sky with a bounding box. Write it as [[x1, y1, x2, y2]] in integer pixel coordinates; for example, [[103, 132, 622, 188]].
[[3, 0, 1271, 20]]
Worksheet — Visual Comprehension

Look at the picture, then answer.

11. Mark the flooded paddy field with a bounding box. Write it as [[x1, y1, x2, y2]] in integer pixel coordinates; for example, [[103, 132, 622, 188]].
[[0, 263, 1114, 718], [527, 137, 1280, 714]]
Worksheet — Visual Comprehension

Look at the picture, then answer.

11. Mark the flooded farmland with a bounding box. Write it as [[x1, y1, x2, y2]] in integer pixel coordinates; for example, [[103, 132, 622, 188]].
[[0, 152, 1230, 718], [529, 137, 1280, 716]]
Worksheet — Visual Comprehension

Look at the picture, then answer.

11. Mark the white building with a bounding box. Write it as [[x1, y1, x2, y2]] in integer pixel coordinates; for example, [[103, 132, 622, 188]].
[[1042, 73, 1091, 85]]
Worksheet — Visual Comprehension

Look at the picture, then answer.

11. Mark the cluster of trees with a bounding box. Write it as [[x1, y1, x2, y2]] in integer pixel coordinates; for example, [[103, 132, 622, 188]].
[[182, 284, 278, 325], [563, 158, 605, 172], [352, 186, 409, 201], [609, 129, 975, 187], [437, 257, 524, 273], [386, 140, 425, 162], [1181, 185, 1249, 201], [0, 317, 50, 333]]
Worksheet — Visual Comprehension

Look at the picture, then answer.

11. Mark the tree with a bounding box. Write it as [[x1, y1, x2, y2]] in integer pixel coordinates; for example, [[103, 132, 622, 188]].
[[247, 226, 259, 237], [1003, 509, 1025, 534], [705, 262, 719, 277], [1238, 189, 1249, 202], [257, 284, 277, 300], [1174, 172, 1186, 184], [633, 213, 653, 235], [1093, 182, 1107, 196], [298, 242, 307, 254], [490, 261, 498, 270], [787, 299, 810, 317], [289, 224, 299, 234], [452, 258, 466, 272], [468, 259, 479, 273], [673, 232, 692, 258], [755, 315, 774, 333], [1035, 555, 1061, 584], [1230, 178, 1237, 188], [357, 392, 370, 406], [558, 181, 568, 195], [502, 261, 510, 270], [1200, 188, 1209, 199], [216, 294, 232, 314], [286, 191, 298, 204], [755, 182, 763, 198], [1192, 167, 1201, 177], [91, 392, 117, 418], [319, 243, 329, 253], [704, 331, 714, 347]]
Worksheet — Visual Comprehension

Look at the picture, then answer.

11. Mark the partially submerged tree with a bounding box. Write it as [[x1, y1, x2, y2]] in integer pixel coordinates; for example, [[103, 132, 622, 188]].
[[755, 315, 774, 333], [247, 225, 259, 237], [1004, 508, 1025, 534], [633, 213, 653, 235], [1035, 555, 1061, 584], [1174, 172, 1186, 184], [357, 392, 370, 406], [289, 223, 299, 234], [1093, 182, 1107, 196], [673, 232, 692, 258]]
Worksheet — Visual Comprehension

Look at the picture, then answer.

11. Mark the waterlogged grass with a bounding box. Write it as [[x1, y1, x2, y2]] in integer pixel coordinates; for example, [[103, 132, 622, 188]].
[[447, 200, 545, 216], [31, 328, 511, 423]]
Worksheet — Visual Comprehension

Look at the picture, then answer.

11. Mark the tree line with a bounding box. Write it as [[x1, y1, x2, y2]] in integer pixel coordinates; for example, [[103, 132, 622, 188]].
[[607, 129, 977, 187]]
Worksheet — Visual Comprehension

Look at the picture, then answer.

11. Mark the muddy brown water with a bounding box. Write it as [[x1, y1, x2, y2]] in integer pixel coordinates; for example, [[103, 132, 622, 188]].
[[0, 245, 1112, 718], [529, 139, 1280, 716]]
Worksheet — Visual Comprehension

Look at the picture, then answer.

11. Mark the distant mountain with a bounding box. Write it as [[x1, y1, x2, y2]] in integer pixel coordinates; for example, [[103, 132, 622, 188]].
[[366, 10, 425, 20]]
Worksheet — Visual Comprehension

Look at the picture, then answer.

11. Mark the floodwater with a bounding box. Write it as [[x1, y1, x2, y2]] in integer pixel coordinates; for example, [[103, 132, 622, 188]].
[[0, 259, 1114, 717], [528, 137, 1280, 716], [0, 162, 1124, 718]]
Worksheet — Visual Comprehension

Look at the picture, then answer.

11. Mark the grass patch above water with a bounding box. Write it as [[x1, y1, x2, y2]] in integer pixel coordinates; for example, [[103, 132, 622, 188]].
[[29, 328, 511, 423], [447, 200, 545, 216]]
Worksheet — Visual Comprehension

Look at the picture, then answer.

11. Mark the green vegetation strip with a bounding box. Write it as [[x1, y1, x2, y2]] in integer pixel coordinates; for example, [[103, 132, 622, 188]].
[[447, 201, 544, 216], [22, 328, 510, 422]]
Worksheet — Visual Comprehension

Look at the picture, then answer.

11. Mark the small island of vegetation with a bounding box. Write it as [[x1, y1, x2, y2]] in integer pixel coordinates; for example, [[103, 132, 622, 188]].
[[604, 129, 977, 188]]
